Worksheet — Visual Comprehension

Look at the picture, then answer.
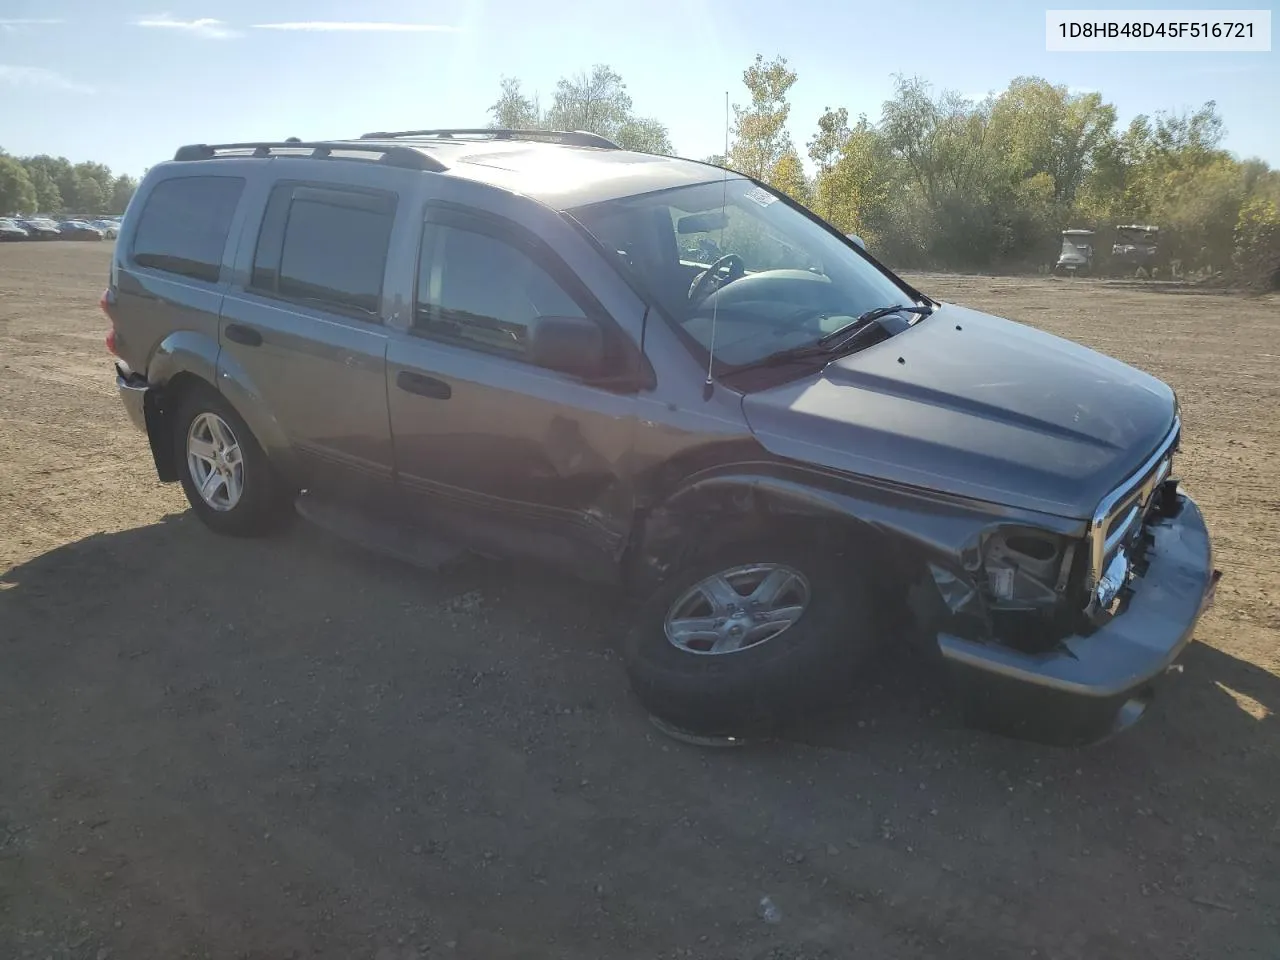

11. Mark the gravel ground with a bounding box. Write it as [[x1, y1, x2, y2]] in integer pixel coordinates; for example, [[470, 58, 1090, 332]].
[[2, 242, 1278, 959]]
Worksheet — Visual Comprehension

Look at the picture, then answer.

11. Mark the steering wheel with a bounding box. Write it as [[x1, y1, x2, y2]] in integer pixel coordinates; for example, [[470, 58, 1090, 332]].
[[688, 254, 746, 306]]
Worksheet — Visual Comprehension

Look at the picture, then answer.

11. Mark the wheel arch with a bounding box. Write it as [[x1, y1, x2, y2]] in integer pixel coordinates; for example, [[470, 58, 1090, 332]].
[[628, 468, 923, 595], [140, 331, 296, 485], [623, 464, 1080, 647]]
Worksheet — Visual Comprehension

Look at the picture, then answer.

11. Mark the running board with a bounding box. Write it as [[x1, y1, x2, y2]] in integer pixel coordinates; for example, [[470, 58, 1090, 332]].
[[294, 493, 466, 572]]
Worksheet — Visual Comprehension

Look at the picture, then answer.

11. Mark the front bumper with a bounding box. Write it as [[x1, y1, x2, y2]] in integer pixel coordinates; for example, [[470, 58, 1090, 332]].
[[940, 491, 1219, 745]]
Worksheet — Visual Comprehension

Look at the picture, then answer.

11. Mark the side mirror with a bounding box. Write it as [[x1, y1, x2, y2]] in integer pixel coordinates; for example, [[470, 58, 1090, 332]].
[[846, 233, 866, 250], [527, 315, 606, 377]]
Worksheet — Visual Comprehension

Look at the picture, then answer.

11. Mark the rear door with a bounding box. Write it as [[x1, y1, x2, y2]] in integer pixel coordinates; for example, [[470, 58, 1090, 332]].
[[220, 173, 402, 502]]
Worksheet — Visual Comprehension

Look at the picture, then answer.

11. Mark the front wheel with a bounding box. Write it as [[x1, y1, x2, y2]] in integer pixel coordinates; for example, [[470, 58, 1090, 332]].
[[623, 538, 878, 736], [173, 386, 284, 537]]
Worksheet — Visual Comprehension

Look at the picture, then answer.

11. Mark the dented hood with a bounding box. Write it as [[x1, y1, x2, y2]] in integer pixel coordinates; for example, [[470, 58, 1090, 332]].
[[741, 304, 1176, 519]]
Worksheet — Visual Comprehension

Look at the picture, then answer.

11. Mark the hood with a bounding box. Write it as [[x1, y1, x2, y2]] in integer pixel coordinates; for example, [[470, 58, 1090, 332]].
[[741, 304, 1176, 518]]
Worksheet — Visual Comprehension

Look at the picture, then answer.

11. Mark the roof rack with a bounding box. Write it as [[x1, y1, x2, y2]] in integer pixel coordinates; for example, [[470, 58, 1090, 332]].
[[358, 128, 621, 150], [172, 140, 446, 172]]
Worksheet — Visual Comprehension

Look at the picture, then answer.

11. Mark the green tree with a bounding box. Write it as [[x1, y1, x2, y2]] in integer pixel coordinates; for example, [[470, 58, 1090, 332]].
[[988, 78, 1116, 207], [1233, 195, 1280, 288], [109, 174, 138, 215], [488, 76, 543, 129], [807, 106, 850, 219], [71, 175, 106, 214], [25, 165, 63, 212], [812, 118, 894, 242], [728, 55, 799, 184], [490, 66, 673, 152], [769, 149, 809, 203], [0, 155, 37, 214], [547, 64, 634, 138], [615, 117, 674, 155]]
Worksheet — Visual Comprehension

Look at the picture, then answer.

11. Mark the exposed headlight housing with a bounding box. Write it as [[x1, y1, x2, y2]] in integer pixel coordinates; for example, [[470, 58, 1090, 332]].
[[980, 529, 1074, 608], [927, 527, 1079, 643]]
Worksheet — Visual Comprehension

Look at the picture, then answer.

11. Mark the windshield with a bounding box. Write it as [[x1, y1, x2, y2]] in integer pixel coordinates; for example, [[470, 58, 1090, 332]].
[[570, 179, 915, 368]]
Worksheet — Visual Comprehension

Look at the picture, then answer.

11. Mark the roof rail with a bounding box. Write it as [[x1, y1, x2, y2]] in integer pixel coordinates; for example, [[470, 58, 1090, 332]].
[[172, 140, 446, 172], [359, 128, 621, 150]]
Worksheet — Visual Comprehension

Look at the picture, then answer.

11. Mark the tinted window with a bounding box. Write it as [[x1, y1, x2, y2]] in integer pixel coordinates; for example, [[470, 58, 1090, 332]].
[[132, 176, 244, 282], [270, 187, 394, 316], [249, 183, 294, 292], [414, 224, 585, 358]]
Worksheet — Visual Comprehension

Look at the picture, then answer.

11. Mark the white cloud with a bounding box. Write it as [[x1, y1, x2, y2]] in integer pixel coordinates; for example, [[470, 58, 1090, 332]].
[[0, 18, 64, 33], [134, 14, 238, 39], [0, 64, 95, 94], [251, 21, 461, 33]]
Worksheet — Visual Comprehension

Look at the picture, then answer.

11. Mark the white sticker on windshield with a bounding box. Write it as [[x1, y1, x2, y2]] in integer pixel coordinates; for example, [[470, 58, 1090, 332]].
[[743, 186, 777, 207]]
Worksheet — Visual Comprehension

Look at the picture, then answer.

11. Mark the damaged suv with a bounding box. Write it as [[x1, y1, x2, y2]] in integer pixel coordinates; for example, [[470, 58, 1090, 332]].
[[105, 129, 1219, 745]]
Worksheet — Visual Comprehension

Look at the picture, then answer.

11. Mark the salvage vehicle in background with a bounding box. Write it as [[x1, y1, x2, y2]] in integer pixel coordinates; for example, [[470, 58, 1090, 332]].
[[102, 130, 1219, 746], [1054, 228, 1095, 275], [57, 220, 106, 241], [0, 218, 30, 240], [1111, 224, 1161, 277], [17, 217, 61, 239]]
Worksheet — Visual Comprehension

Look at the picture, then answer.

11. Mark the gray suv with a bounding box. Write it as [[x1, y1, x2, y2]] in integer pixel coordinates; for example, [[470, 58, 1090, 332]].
[[105, 129, 1219, 745]]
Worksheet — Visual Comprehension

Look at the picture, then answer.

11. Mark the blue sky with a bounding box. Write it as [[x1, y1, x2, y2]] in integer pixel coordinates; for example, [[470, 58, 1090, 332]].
[[0, 0, 1275, 177]]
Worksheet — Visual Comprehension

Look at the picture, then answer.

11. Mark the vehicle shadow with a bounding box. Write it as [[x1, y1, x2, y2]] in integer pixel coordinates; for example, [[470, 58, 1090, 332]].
[[3, 515, 1278, 958]]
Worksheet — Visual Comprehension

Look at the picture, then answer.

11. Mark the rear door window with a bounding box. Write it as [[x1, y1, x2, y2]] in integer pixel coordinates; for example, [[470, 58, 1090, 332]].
[[131, 175, 245, 282], [251, 183, 395, 318]]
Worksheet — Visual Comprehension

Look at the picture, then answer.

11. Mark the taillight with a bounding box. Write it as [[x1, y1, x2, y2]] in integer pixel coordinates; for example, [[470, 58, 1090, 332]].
[[105, 328, 119, 356]]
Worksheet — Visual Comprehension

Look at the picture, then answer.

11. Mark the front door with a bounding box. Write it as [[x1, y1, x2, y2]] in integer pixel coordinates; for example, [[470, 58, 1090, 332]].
[[219, 180, 398, 502], [386, 205, 639, 580]]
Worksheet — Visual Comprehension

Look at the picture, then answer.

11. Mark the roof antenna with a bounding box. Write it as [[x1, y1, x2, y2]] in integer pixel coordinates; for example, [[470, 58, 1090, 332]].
[[702, 90, 730, 402]]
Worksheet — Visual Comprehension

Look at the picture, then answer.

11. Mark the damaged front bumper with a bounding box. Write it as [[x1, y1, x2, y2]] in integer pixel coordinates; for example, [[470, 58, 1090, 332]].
[[939, 491, 1219, 745]]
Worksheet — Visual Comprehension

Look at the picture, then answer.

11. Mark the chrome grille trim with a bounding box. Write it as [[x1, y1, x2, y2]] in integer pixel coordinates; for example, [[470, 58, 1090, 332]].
[[1086, 416, 1180, 592]]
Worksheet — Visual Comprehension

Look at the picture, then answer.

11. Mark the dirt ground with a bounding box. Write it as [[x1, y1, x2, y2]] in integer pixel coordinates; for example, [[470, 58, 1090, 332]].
[[1, 242, 1277, 960]]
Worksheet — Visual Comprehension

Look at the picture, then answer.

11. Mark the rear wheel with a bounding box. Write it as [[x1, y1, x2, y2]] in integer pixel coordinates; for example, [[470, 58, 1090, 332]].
[[623, 538, 878, 736], [173, 386, 284, 537]]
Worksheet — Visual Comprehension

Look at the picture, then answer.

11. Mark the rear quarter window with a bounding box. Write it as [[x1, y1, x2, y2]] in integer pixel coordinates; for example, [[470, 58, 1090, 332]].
[[131, 175, 245, 283]]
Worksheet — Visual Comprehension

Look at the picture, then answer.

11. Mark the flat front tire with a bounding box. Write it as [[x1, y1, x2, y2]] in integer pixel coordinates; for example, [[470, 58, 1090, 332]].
[[173, 385, 283, 537], [623, 538, 877, 736]]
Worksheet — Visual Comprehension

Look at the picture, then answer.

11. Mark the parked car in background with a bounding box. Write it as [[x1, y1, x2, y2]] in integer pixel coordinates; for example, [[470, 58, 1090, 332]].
[[0, 218, 30, 240], [1054, 229, 1095, 275], [57, 220, 106, 241], [17, 217, 61, 239], [1112, 225, 1161, 277], [92, 219, 121, 238]]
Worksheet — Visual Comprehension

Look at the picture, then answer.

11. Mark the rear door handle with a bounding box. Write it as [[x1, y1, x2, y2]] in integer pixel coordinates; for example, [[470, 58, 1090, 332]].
[[225, 323, 263, 347], [396, 371, 452, 400]]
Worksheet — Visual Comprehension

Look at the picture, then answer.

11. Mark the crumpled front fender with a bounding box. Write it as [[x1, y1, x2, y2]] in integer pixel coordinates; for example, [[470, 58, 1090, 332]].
[[630, 462, 1085, 601]]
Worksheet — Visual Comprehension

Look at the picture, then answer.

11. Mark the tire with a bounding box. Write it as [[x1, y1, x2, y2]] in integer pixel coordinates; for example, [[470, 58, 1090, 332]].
[[623, 538, 878, 737], [173, 385, 284, 537]]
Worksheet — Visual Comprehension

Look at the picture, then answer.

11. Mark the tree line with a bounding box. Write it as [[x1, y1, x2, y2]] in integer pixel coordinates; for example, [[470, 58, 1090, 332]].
[[491, 57, 1280, 287], [0, 150, 138, 217]]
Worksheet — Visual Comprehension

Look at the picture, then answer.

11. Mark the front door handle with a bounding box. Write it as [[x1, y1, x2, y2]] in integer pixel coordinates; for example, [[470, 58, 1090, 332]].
[[396, 370, 452, 400], [225, 323, 263, 347]]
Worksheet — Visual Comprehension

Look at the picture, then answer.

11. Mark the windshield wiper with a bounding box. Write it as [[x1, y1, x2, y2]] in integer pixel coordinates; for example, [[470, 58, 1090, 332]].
[[727, 303, 933, 374], [814, 303, 933, 347]]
